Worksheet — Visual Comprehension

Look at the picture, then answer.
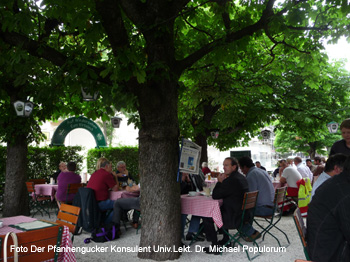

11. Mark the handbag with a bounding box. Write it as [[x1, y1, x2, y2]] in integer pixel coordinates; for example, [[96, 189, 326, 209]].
[[84, 223, 119, 243], [3, 232, 19, 262]]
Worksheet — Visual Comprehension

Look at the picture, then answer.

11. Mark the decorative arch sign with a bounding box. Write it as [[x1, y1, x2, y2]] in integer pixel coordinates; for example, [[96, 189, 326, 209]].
[[50, 116, 107, 148]]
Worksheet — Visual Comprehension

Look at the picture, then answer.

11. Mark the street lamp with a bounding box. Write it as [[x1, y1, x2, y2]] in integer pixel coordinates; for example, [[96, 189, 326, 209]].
[[13, 100, 34, 117], [111, 116, 122, 128], [81, 87, 99, 101], [327, 121, 339, 133], [211, 131, 219, 139], [261, 129, 271, 140]]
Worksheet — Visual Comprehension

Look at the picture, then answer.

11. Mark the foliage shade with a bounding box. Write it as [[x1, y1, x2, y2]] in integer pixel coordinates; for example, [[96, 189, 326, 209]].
[[0, 146, 83, 183]]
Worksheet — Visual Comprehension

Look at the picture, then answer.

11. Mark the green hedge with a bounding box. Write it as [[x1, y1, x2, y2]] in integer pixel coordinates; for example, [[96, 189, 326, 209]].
[[0, 146, 83, 182], [0, 145, 139, 183], [87, 146, 139, 182]]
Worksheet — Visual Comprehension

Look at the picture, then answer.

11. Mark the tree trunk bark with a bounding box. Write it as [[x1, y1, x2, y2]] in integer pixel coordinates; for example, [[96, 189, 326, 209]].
[[137, 79, 181, 260], [3, 135, 30, 217], [195, 134, 208, 165]]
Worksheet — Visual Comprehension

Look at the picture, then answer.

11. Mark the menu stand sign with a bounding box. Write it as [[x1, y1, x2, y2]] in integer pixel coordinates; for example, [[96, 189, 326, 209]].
[[178, 138, 201, 176]]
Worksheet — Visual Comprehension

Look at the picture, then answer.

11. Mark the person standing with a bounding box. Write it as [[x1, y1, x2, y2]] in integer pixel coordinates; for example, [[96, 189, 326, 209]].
[[329, 118, 350, 156]]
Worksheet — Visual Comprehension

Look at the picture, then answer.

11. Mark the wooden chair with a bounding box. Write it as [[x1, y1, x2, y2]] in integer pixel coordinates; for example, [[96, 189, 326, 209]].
[[293, 207, 310, 260], [65, 183, 84, 204], [254, 186, 290, 247], [56, 203, 81, 242], [0, 224, 63, 261], [222, 191, 260, 261], [28, 178, 47, 184], [26, 181, 51, 218]]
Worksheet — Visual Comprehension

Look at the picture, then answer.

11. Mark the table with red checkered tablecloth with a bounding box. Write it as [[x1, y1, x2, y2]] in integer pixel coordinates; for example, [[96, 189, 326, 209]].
[[0, 215, 76, 262], [181, 194, 223, 228]]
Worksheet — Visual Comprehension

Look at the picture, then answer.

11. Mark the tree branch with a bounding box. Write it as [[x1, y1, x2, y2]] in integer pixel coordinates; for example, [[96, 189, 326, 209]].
[[95, 0, 129, 56], [176, 0, 276, 73]]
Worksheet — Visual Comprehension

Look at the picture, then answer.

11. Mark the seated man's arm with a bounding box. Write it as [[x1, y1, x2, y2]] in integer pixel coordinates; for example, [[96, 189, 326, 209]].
[[279, 176, 287, 184], [126, 184, 140, 192]]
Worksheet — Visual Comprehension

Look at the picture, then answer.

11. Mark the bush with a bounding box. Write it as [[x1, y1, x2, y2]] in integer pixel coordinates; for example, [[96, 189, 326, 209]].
[[87, 146, 139, 183], [0, 146, 83, 182]]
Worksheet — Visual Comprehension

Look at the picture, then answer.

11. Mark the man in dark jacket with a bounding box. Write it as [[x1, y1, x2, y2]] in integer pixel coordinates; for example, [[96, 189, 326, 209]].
[[203, 157, 249, 254], [307, 155, 350, 262]]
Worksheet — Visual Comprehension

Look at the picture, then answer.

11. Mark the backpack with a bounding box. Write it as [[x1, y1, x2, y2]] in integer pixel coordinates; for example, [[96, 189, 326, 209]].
[[84, 223, 119, 243]]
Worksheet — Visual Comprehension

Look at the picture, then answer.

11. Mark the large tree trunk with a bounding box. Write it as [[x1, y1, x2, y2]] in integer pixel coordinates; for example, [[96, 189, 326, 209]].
[[3, 135, 30, 217], [137, 78, 181, 260], [195, 133, 208, 165]]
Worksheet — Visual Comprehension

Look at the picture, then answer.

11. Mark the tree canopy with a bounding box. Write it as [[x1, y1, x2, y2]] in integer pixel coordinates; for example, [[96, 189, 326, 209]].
[[2, 0, 350, 260]]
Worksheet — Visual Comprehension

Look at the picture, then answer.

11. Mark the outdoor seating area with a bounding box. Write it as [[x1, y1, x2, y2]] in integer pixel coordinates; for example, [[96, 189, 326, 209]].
[[0, 177, 308, 262], [0, 202, 304, 262]]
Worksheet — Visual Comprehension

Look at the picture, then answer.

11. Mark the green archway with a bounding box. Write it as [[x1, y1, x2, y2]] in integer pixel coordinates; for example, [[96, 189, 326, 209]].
[[51, 116, 107, 148]]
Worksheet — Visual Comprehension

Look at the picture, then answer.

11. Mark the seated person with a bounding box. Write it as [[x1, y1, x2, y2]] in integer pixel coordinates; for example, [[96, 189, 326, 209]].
[[201, 162, 211, 176], [113, 184, 141, 230], [56, 161, 81, 206], [87, 158, 119, 224], [307, 156, 350, 261], [239, 156, 274, 239], [52, 162, 67, 184], [280, 161, 302, 198], [180, 172, 204, 241], [114, 161, 134, 184], [203, 157, 249, 255], [311, 153, 347, 201]]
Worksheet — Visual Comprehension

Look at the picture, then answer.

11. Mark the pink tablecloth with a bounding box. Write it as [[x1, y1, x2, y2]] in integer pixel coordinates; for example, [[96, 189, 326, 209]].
[[109, 190, 140, 201], [273, 181, 282, 189], [0, 215, 75, 262], [181, 194, 223, 228], [35, 184, 58, 201]]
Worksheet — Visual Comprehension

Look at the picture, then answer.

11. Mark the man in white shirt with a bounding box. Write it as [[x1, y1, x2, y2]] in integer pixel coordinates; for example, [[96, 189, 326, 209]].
[[280, 162, 302, 199], [294, 157, 313, 181], [311, 153, 347, 201]]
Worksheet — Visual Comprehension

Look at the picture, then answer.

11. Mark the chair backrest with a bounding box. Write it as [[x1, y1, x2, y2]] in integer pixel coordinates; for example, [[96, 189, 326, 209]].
[[56, 203, 81, 234], [25, 181, 35, 194], [242, 190, 259, 211], [293, 207, 310, 260], [239, 190, 259, 227], [275, 186, 287, 204], [65, 183, 84, 203], [0, 224, 63, 262], [28, 178, 46, 184]]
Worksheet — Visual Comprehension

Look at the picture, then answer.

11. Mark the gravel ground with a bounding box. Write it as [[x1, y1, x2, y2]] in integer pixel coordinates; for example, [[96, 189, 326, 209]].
[[28, 210, 306, 262]]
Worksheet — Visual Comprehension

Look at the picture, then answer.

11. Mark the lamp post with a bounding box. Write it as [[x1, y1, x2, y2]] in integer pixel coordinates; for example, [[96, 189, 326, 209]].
[[261, 129, 271, 140], [111, 116, 122, 128], [211, 131, 219, 139], [81, 87, 99, 101], [13, 100, 34, 117], [327, 121, 339, 133]]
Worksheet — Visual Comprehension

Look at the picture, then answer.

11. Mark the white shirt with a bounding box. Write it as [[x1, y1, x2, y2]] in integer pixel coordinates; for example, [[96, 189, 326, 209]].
[[311, 171, 331, 201], [296, 163, 313, 181], [282, 166, 303, 188]]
